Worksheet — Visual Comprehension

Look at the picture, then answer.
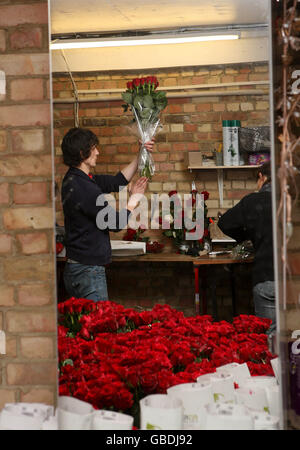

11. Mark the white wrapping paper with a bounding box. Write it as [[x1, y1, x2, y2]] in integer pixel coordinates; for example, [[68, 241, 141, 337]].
[[197, 372, 235, 403], [216, 362, 251, 386], [167, 381, 214, 430], [270, 357, 280, 382], [235, 386, 269, 412], [140, 394, 183, 430], [204, 403, 254, 430], [92, 410, 133, 430], [250, 411, 279, 430], [0, 402, 54, 430], [241, 376, 277, 390], [57, 396, 94, 430], [0, 409, 44, 430], [265, 385, 280, 417]]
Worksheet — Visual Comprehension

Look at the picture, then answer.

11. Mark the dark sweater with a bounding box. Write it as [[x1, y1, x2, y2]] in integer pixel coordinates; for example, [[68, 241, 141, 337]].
[[61, 167, 130, 266], [218, 183, 274, 286]]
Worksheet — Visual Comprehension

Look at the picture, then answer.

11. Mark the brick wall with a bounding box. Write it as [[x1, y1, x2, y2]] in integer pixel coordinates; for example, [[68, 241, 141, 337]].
[[53, 63, 269, 318], [0, 0, 57, 408]]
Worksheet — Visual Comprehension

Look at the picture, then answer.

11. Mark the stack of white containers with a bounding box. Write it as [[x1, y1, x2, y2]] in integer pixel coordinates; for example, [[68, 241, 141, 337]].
[[141, 358, 280, 430], [0, 358, 280, 430], [0, 396, 134, 430]]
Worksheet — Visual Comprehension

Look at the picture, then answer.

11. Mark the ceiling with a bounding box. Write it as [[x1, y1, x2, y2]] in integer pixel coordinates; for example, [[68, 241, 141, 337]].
[[50, 0, 269, 35], [49, 0, 270, 73]]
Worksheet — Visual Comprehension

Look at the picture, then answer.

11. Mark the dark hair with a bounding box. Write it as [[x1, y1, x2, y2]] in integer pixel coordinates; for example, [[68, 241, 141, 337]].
[[61, 127, 99, 167], [257, 161, 271, 183]]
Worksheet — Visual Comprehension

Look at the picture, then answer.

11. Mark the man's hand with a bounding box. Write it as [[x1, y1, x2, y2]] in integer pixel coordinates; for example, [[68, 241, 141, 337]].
[[141, 139, 155, 153], [127, 177, 148, 211]]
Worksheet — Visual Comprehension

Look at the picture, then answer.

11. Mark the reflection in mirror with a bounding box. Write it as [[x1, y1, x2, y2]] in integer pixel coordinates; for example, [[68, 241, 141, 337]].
[[49, 0, 284, 430]]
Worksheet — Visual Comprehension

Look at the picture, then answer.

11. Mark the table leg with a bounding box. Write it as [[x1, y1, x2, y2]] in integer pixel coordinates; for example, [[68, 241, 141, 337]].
[[200, 266, 208, 315], [194, 266, 200, 315], [229, 265, 237, 317], [210, 276, 218, 321]]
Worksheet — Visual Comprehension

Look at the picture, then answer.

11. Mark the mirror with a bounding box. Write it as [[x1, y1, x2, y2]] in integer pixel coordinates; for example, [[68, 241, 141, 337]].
[[50, 0, 276, 429]]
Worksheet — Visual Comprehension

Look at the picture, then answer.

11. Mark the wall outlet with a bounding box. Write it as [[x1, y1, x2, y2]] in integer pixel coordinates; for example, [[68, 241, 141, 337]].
[[0, 330, 6, 354]]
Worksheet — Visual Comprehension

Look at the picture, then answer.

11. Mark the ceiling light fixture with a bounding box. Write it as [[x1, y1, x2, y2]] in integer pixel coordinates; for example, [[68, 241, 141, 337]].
[[50, 31, 240, 50]]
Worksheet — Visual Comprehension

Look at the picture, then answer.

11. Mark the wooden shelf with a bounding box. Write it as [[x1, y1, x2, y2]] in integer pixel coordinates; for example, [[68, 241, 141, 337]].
[[188, 165, 260, 170]]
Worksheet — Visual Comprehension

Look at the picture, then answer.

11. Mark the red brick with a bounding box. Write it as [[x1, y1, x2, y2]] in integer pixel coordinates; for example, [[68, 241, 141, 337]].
[[12, 129, 45, 153], [18, 283, 52, 306], [167, 104, 183, 114], [20, 388, 55, 406], [0, 30, 5, 52], [159, 163, 174, 172], [6, 310, 56, 333], [0, 183, 9, 203], [226, 190, 253, 199], [16, 232, 48, 255], [3, 206, 53, 230], [20, 337, 54, 359], [13, 182, 47, 204], [10, 27, 43, 50], [289, 254, 300, 275], [196, 103, 211, 112], [0, 155, 52, 177], [184, 124, 197, 132], [0, 130, 7, 151], [7, 362, 57, 386], [0, 54, 50, 76], [0, 234, 12, 254], [0, 4, 48, 27], [10, 78, 44, 101], [0, 104, 50, 127], [0, 285, 14, 306]]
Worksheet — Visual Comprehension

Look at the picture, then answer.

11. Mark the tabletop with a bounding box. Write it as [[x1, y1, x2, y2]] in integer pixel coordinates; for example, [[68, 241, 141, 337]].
[[57, 252, 253, 265]]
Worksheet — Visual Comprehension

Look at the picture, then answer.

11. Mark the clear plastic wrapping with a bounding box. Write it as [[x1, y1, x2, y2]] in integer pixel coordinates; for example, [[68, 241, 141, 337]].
[[122, 76, 167, 180]]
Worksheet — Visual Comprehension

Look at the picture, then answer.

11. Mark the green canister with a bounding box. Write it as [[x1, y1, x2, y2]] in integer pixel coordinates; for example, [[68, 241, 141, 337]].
[[222, 120, 241, 166]]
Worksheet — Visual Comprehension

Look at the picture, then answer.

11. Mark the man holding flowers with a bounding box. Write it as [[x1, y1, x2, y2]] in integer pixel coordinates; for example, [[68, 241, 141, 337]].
[[61, 127, 154, 302]]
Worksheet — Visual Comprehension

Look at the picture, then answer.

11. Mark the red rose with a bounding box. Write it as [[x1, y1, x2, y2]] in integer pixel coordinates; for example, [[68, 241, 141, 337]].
[[56, 242, 63, 254], [126, 81, 133, 90], [168, 190, 178, 197], [201, 190, 209, 201], [132, 78, 140, 87]]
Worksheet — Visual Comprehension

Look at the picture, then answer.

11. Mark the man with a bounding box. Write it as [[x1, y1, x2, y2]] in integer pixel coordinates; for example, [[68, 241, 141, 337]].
[[218, 161, 276, 335], [61, 127, 154, 302]]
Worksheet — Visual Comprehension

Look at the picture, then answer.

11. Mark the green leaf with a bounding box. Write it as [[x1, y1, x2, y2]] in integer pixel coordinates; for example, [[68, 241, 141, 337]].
[[62, 358, 74, 367], [146, 422, 162, 430], [133, 95, 144, 110], [143, 94, 154, 108], [140, 108, 152, 119], [121, 92, 133, 104], [155, 97, 168, 111]]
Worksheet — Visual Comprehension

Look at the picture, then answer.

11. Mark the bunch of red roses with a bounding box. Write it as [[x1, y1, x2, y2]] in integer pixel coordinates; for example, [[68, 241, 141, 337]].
[[161, 189, 212, 253], [122, 75, 167, 179], [58, 299, 276, 426], [126, 76, 159, 93]]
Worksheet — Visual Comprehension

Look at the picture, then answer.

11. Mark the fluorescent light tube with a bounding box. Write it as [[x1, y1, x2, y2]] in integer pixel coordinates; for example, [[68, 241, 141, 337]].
[[50, 33, 240, 50]]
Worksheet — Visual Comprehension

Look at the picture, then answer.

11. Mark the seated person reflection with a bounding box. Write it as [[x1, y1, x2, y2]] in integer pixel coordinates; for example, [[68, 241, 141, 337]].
[[61, 127, 153, 302], [218, 162, 276, 335]]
